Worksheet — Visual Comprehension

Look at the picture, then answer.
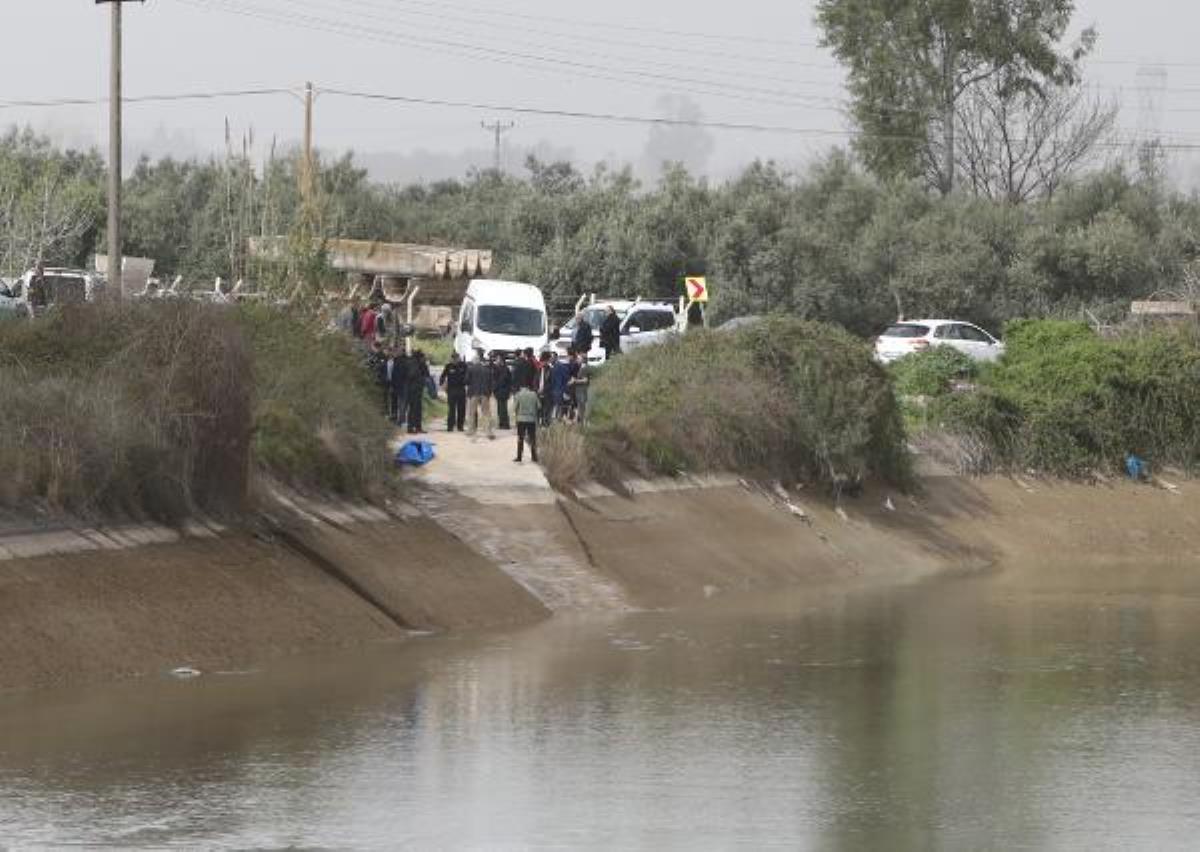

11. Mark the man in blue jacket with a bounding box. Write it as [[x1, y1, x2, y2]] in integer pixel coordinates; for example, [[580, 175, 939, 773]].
[[550, 350, 574, 421]]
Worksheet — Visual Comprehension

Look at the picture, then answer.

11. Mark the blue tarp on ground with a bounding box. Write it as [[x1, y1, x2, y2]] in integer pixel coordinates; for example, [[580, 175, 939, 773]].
[[396, 440, 437, 467]]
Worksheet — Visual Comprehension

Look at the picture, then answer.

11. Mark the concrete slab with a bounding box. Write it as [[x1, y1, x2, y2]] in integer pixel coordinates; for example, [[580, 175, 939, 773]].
[[399, 427, 555, 506]]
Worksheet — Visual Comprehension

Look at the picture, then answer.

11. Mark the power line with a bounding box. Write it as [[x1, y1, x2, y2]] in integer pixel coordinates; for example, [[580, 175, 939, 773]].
[[271, 0, 841, 88], [321, 87, 1200, 149], [7, 82, 1200, 152], [323, 87, 856, 136], [317, 0, 821, 50], [175, 0, 1200, 133], [0, 88, 294, 111], [176, 0, 845, 111], [280, 0, 834, 70]]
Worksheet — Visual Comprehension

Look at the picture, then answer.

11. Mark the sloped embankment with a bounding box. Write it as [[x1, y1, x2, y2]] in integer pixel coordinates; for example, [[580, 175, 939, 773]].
[[4, 471, 1199, 694], [0, 512, 547, 693]]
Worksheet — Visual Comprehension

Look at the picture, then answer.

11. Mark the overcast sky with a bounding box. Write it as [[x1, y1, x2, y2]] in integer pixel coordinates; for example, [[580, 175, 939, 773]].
[[2, 0, 1199, 184]]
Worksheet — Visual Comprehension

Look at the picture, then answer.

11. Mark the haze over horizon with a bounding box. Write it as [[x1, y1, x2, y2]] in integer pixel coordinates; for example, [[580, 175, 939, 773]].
[[3, 0, 1199, 185]]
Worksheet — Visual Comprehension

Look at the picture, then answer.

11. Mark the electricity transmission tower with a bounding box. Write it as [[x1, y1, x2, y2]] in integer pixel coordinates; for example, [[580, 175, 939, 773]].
[[481, 120, 515, 172]]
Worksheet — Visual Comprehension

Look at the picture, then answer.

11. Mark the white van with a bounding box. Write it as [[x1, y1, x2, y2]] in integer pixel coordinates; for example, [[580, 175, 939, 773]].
[[453, 279, 549, 361]]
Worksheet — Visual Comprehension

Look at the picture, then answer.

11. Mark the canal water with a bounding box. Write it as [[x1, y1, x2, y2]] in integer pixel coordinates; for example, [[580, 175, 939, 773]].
[[3, 571, 1200, 849]]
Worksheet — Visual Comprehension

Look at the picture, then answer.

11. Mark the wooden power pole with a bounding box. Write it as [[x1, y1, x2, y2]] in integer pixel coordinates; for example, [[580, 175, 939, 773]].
[[97, 0, 143, 297], [302, 81, 315, 207]]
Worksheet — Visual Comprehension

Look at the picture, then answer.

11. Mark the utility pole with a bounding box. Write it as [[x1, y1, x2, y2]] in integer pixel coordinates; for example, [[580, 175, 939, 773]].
[[97, 0, 143, 298], [302, 81, 315, 207], [481, 120, 514, 173]]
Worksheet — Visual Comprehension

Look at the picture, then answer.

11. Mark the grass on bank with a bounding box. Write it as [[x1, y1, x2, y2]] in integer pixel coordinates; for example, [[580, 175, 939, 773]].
[[0, 301, 390, 522], [570, 317, 910, 493], [905, 320, 1200, 477]]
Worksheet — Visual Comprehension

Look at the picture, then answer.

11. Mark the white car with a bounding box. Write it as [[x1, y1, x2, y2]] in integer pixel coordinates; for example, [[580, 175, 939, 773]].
[[556, 300, 679, 364], [874, 319, 1005, 365], [12, 267, 106, 312], [0, 280, 27, 320]]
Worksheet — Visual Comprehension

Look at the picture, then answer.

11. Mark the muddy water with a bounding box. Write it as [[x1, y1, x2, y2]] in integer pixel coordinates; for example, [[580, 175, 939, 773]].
[[3, 573, 1200, 850]]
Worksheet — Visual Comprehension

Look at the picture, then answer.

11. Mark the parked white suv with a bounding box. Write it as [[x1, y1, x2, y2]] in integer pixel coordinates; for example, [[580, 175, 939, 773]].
[[12, 267, 106, 313], [874, 319, 1005, 364], [556, 300, 679, 363]]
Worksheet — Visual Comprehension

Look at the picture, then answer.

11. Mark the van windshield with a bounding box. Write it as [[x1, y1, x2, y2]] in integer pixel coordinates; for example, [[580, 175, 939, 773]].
[[477, 305, 545, 336]]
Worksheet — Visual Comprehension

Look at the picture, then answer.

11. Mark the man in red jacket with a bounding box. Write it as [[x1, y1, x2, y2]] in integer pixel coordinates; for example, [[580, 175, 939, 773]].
[[358, 304, 378, 340]]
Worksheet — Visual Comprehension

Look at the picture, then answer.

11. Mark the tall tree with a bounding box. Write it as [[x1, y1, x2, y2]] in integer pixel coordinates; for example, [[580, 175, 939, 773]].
[[816, 0, 1094, 195]]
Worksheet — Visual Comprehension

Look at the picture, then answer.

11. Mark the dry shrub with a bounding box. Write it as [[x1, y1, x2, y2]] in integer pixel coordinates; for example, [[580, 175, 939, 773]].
[[0, 301, 252, 521], [539, 423, 590, 492]]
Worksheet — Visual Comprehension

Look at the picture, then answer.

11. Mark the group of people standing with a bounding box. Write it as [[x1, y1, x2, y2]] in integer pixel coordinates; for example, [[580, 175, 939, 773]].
[[438, 347, 593, 463], [358, 305, 618, 465], [366, 343, 433, 435]]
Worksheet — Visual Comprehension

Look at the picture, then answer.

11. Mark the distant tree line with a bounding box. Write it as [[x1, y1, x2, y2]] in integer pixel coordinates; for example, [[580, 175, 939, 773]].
[[1, 123, 1196, 335]]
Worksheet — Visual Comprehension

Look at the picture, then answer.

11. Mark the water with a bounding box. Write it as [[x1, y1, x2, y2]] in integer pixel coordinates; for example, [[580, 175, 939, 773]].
[[4, 572, 1200, 850]]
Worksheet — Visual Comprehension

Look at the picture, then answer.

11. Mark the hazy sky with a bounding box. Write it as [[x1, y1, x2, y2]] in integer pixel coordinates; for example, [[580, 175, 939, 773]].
[[2, 0, 1198, 183]]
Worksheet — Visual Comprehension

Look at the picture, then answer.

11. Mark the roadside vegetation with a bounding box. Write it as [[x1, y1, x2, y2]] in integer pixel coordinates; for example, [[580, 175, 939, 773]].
[[2, 125, 1194, 343], [239, 305, 391, 497], [577, 317, 909, 492], [904, 321, 1200, 477], [0, 301, 387, 523]]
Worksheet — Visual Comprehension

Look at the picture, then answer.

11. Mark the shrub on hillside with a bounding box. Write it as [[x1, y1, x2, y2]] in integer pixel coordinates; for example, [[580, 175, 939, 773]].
[[0, 301, 252, 520], [588, 317, 910, 490], [889, 346, 978, 398], [237, 304, 391, 497], [0, 301, 391, 521], [923, 320, 1200, 476]]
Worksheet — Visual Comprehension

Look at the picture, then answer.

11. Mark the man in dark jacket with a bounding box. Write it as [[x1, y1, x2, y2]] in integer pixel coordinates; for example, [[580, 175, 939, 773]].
[[466, 350, 495, 438], [550, 350, 574, 421], [511, 347, 536, 391], [572, 312, 594, 358], [439, 352, 469, 432], [387, 347, 409, 425], [491, 353, 514, 430], [600, 306, 621, 359], [405, 350, 431, 434], [538, 351, 556, 426]]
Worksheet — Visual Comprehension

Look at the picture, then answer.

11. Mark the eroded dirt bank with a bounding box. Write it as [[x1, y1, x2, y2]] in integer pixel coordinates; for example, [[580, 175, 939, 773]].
[[2, 476, 1197, 693]]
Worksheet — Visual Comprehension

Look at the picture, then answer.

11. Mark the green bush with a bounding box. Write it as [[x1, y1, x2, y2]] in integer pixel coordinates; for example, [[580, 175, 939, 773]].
[[237, 304, 391, 497], [588, 317, 910, 490], [920, 320, 1200, 477], [889, 346, 978, 398]]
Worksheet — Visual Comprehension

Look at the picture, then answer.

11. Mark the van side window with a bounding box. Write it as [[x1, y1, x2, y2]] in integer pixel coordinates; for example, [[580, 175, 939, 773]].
[[460, 299, 474, 333]]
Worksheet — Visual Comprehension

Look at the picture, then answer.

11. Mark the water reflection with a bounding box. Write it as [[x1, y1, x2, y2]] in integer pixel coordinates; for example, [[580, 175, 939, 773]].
[[3, 573, 1200, 849]]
